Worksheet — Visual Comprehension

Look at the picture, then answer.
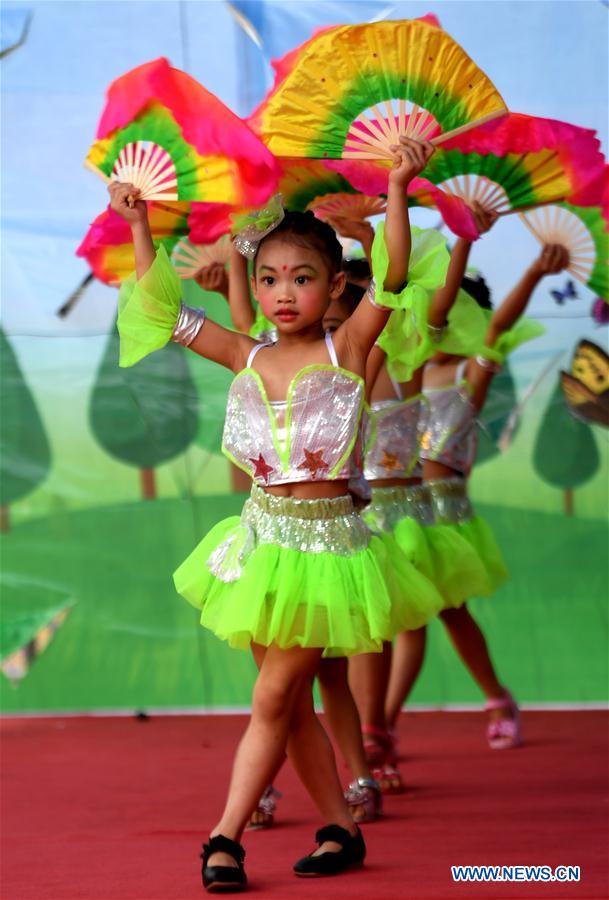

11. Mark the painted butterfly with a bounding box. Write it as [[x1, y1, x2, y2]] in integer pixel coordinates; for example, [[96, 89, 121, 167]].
[[560, 339, 609, 428], [550, 279, 578, 305]]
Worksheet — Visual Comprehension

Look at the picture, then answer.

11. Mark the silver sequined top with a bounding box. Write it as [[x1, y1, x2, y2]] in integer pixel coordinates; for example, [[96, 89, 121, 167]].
[[420, 361, 478, 477], [222, 333, 365, 487], [363, 392, 428, 481]]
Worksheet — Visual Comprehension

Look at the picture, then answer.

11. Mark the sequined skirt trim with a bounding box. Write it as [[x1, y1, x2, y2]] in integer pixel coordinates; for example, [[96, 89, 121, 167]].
[[207, 484, 371, 583], [173, 485, 444, 656], [426, 477, 474, 524], [423, 477, 508, 604], [365, 484, 434, 532]]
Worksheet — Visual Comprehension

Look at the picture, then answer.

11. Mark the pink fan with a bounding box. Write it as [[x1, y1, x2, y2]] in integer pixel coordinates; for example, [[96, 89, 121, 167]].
[[307, 193, 386, 222], [330, 114, 606, 241]]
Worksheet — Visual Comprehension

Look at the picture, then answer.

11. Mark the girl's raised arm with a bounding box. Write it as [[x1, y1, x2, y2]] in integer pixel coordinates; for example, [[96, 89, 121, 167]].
[[428, 204, 497, 330], [109, 182, 254, 372], [337, 138, 434, 362], [466, 242, 569, 407], [226, 242, 256, 334]]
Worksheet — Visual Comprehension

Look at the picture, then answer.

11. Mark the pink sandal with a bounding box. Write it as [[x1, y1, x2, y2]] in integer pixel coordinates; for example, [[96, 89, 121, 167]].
[[362, 724, 388, 766], [484, 691, 522, 750], [246, 784, 282, 830], [344, 777, 383, 824], [377, 762, 405, 795], [362, 725, 405, 794]]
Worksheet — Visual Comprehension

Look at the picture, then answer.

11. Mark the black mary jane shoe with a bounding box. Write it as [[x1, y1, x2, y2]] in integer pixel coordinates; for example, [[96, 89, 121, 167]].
[[293, 824, 366, 877], [201, 834, 247, 893]]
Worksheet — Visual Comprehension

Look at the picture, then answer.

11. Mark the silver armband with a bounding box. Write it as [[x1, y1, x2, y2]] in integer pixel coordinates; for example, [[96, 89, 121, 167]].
[[171, 303, 206, 347], [475, 355, 502, 372], [365, 278, 389, 310], [428, 322, 448, 343]]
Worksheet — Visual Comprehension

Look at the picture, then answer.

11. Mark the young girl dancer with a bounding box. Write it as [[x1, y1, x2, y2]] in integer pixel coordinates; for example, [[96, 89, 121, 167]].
[[221, 217, 447, 820], [317, 208, 566, 775], [222, 233, 386, 829], [326, 209, 493, 789], [384, 229, 569, 751], [110, 136, 441, 892]]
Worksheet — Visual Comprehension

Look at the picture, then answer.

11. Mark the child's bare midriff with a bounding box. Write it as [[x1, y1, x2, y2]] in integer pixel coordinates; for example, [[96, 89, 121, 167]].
[[423, 459, 463, 481], [264, 480, 351, 500]]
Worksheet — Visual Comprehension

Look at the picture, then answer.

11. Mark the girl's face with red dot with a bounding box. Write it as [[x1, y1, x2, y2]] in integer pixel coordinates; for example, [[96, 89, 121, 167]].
[[252, 237, 345, 333]]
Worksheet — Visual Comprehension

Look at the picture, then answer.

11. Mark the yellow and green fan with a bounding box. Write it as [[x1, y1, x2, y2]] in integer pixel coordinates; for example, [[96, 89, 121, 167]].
[[171, 235, 231, 279], [519, 202, 609, 299], [77, 201, 190, 285], [277, 158, 359, 211], [86, 103, 246, 205], [185, 158, 382, 244], [85, 58, 279, 207], [411, 114, 605, 219], [249, 18, 507, 160], [278, 158, 386, 220]]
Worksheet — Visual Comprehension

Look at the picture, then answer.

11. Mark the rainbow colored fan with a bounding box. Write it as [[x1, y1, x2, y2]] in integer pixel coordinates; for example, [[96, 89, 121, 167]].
[[249, 18, 507, 160], [77, 202, 189, 285], [327, 157, 481, 240], [519, 202, 608, 299], [186, 158, 381, 245], [86, 57, 279, 207], [171, 235, 231, 279], [330, 114, 606, 240], [278, 158, 359, 212], [413, 114, 604, 227]]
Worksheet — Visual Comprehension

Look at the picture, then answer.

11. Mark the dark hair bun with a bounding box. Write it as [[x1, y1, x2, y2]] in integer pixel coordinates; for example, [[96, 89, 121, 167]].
[[461, 273, 492, 310]]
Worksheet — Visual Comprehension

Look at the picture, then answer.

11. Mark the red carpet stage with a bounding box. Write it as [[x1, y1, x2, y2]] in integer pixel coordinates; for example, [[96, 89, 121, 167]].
[[2, 711, 607, 899]]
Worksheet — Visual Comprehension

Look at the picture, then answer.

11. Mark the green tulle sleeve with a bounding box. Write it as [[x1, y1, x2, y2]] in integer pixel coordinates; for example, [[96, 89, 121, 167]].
[[478, 316, 545, 365], [371, 221, 449, 309], [117, 245, 182, 368], [374, 222, 450, 381], [380, 281, 544, 381], [429, 289, 489, 360]]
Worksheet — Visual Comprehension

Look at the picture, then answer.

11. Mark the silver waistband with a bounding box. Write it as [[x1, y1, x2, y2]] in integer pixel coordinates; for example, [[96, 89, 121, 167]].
[[426, 477, 473, 524], [367, 484, 434, 531], [207, 485, 371, 582]]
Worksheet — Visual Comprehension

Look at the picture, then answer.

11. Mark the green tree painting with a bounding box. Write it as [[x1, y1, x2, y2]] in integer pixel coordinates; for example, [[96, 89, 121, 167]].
[[0, 328, 51, 531], [89, 321, 199, 498], [533, 381, 599, 515]]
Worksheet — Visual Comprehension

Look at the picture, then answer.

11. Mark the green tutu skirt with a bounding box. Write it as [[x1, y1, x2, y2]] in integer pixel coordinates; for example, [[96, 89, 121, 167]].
[[174, 485, 443, 657], [362, 481, 508, 610], [362, 484, 436, 581], [426, 478, 509, 608]]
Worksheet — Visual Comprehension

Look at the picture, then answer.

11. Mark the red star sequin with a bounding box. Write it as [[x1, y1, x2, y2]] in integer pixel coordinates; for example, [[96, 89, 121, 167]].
[[298, 448, 329, 477], [249, 453, 273, 482]]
